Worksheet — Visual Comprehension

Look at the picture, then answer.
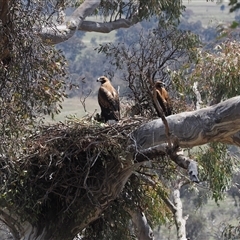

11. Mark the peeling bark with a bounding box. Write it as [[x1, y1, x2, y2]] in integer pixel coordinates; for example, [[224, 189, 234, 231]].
[[67, 0, 101, 30], [40, 17, 138, 44], [134, 143, 199, 182], [193, 82, 202, 110], [172, 183, 188, 240], [132, 96, 240, 149], [38, 0, 138, 44], [0, 209, 48, 240], [0, 209, 21, 239]]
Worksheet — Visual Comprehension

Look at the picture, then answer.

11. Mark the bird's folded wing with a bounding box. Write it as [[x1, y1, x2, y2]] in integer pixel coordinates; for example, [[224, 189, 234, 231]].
[[99, 87, 119, 111]]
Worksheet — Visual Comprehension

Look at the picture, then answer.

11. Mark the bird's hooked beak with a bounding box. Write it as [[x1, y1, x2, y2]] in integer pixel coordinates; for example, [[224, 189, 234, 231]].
[[97, 77, 104, 82], [156, 81, 165, 88]]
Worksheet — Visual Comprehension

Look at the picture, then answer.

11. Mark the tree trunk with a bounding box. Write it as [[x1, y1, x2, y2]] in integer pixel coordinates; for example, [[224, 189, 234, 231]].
[[173, 183, 188, 240], [127, 208, 154, 240], [0, 0, 12, 64]]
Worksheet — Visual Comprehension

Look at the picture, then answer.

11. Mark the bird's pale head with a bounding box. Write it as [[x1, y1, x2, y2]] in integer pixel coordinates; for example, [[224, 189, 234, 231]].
[[155, 81, 165, 89], [97, 76, 110, 84]]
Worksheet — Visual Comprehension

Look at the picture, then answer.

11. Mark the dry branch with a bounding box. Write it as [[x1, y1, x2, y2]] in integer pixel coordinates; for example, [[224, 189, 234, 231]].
[[132, 96, 240, 149], [0, 96, 239, 239], [0, 117, 151, 239]]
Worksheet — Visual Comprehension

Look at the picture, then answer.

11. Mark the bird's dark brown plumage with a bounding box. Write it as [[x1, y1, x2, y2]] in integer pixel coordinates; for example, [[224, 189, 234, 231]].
[[155, 81, 172, 116], [97, 76, 120, 122]]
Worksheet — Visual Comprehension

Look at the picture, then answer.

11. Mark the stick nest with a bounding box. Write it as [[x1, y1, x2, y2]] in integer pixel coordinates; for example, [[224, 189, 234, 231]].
[[0, 116, 150, 224]]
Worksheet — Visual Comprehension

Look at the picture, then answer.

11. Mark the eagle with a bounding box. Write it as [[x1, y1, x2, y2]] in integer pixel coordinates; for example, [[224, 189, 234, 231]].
[[97, 76, 120, 122], [155, 81, 172, 116]]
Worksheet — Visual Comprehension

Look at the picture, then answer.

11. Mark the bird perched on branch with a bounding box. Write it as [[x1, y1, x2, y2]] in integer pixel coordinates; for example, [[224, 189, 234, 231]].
[[97, 76, 120, 122], [155, 81, 172, 116]]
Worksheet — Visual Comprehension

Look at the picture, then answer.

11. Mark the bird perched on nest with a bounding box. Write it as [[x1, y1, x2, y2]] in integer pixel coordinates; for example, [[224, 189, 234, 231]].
[[155, 81, 172, 116], [96, 76, 120, 122]]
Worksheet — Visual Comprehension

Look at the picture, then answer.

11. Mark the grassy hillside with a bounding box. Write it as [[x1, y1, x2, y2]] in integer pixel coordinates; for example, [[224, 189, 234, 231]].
[[183, 0, 236, 26], [44, 97, 99, 123]]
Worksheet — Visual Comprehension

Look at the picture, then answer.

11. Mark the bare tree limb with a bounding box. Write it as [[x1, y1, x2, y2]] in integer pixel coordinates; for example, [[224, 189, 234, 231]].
[[67, 0, 101, 30], [133, 144, 199, 182], [39, 18, 138, 44], [38, 0, 140, 44], [167, 148, 199, 183], [172, 181, 189, 240], [193, 82, 202, 110], [39, 25, 75, 44], [132, 96, 240, 149]]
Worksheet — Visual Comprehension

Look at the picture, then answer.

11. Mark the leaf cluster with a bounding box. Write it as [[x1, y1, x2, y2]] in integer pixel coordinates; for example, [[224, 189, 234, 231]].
[[0, 1, 67, 153], [173, 40, 240, 106], [221, 222, 240, 240], [229, 0, 240, 13], [97, 0, 185, 22], [196, 143, 237, 203]]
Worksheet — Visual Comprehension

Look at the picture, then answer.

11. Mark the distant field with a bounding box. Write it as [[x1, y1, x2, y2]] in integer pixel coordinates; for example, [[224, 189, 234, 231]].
[[66, 14, 116, 45], [183, 0, 236, 26], [49, 2, 236, 124], [83, 31, 116, 45], [44, 96, 99, 123]]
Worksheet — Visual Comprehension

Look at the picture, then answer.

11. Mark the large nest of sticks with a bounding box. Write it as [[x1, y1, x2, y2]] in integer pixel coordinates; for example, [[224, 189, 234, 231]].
[[0, 116, 153, 226]]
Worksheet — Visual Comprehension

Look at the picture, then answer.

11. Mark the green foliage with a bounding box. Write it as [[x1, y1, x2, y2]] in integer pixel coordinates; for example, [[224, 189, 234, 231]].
[[229, 0, 240, 13], [222, 223, 240, 239], [82, 153, 174, 239], [173, 40, 240, 105], [142, 178, 172, 225], [0, 1, 67, 153], [0, 115, 178, 239], [47, 0, 185, 23], [230, 21, 239, 29], [83, 202, 134, 240], [82, 182, 171, 240], [125, 170, 172, 225], [97, 0, 185, 22], [196, 143, 237, 202]]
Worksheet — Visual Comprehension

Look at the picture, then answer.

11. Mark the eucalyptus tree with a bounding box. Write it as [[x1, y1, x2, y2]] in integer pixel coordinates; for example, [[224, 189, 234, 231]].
[[0, 1, 240, 240], [0, 0, 184, 150]]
